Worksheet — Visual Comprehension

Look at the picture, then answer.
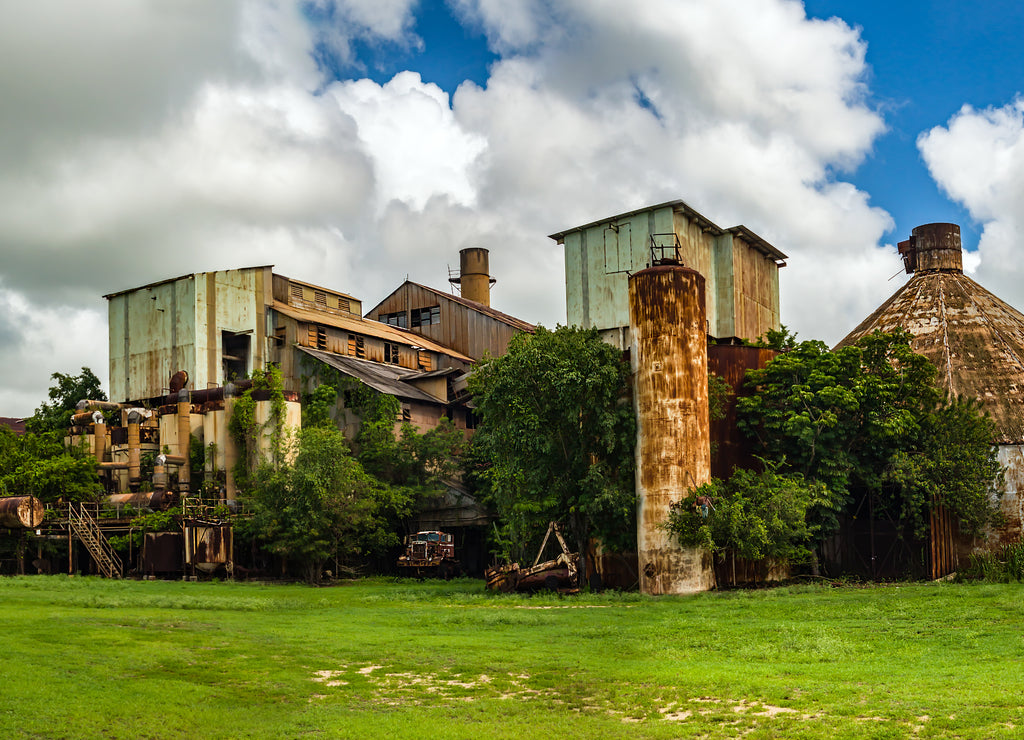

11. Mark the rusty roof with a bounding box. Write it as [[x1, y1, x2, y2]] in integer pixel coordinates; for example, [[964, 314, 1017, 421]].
[[297, 347, 447, 404], [273, 301, 473, 363], [835, 270, 1024, 444], [367, 281, 536, 333], [0, 417, 26, 436]]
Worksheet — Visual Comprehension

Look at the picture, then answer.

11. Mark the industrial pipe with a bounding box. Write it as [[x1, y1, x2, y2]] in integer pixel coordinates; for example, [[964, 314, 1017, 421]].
[[127, 411, 142, 485], [0, 496, 45, 529], [75, 400, 122, 412], [177, 390, 191, 492]]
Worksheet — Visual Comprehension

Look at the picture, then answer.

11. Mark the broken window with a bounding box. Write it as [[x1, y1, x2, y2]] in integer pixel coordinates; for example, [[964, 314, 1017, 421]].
[[384, 342, 400, 365], [307, 324, 326, 350], [221, 330, 251, 382], [417, 351, 432, 371], [411, 305, 440, 328], [348, 334, 365, 359], [379, 311, 407, 328]]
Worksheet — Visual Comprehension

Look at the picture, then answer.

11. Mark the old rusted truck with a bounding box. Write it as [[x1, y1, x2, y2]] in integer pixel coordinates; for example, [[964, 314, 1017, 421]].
[[485, 522, 580, 593], [397, 530, 460, 578]]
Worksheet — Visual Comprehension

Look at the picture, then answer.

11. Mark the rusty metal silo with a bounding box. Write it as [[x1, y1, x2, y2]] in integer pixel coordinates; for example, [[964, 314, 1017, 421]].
[[629, 265, 714, 595], [449, 247, 495, 306]]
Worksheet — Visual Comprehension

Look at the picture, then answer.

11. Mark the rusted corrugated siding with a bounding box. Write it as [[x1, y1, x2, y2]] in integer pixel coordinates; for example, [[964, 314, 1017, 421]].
[[707, 344, 777, 479], [368, 282, 530, 361], [630, 265, 714, 595]]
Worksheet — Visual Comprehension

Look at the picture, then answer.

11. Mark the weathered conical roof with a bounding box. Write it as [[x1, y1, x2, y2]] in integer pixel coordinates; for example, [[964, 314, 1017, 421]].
[[835, 223, 1024, 445]]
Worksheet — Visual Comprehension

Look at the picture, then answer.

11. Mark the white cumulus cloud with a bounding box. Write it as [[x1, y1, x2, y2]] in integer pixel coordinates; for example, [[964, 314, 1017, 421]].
[[919, 98, 1024, 305]]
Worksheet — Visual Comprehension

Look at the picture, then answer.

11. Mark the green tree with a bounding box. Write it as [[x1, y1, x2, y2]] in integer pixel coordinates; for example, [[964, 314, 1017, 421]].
[[666, 464, 832, 570], [246, 426, 412, 583], [737, 329, 1001, 539], [469, 325, 636, 565], [0, 369, 103, 503], [25, 367, 106, 435]]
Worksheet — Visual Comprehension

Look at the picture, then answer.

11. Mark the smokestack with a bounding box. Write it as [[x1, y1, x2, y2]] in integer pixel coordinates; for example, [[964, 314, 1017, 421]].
[[898, 223, 963, 274], [450, 247, 495, 306]]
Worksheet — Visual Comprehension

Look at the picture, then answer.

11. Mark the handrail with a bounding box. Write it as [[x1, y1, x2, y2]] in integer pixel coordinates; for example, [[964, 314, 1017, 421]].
[[68, 503, 122, 579]]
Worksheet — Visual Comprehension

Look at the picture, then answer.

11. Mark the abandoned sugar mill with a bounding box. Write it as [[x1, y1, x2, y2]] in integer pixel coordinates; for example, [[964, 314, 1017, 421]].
[[1, 200, 1019, 594]]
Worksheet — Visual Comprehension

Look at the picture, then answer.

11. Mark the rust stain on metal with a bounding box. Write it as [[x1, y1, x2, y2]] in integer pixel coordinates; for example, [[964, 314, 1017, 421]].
[[0, 496, 45, 528], [707, 344, 776, 479], [629, 265, 713, 595]]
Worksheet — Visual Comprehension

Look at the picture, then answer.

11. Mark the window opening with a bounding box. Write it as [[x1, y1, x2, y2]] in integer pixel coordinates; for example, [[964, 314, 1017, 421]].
[[411, 305, 440, 328], [417, 351, 432, 371], [380, 311, 407, 328], [221, 331, 250, 382], [348, 334, 365, 359], [384, 342, 400, 365]]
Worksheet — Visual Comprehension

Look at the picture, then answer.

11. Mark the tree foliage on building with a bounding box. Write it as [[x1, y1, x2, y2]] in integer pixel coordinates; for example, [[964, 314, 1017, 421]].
[[468, 325, 636, 562], [667, 463, 833, 568], [245, 425, 411, 583], [234, 369, 463, 582], [0, 368, 103, 503], [735, 329, 1001, 540]]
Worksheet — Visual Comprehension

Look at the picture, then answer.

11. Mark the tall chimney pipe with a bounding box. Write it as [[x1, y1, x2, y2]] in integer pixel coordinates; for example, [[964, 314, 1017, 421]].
[[451, 247, 494, 306]]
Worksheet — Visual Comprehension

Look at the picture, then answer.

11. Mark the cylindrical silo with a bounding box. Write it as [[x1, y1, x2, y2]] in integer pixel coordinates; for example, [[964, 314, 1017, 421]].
[[456, 247, 493, 306], [629, 265, 714, 595]]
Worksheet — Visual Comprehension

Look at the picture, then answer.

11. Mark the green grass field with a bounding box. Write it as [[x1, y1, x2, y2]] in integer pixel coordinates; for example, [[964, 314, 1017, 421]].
[[2, 576, 1022, 739]]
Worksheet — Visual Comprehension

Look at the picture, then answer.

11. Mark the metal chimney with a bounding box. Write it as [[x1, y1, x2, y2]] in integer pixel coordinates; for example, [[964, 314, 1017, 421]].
[[450, 247, 495, 306]]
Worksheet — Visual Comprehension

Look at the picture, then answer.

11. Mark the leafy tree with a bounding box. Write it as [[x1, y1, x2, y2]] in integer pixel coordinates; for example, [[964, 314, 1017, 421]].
[[246, 426, 412, 583], [666, 464, 833, 569], [469, 325, 636, 565], [0, 369, 103, 503], [25, 367, 106, 435], [737, 329, 1001, 539]]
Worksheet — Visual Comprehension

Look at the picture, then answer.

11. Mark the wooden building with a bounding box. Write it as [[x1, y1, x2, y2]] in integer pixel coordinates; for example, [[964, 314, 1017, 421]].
[[366, 248, 535, 361]]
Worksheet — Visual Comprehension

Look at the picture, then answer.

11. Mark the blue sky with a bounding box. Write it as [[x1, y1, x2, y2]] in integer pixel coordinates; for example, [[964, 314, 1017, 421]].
[[3, 0, 1024, 414]]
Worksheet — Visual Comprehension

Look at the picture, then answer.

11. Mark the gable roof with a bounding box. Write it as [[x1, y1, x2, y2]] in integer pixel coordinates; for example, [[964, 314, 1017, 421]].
[[366, 281, 535, 334]]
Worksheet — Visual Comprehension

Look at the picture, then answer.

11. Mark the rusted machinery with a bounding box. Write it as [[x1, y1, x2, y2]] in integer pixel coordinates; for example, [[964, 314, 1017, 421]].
[[0, 496, 45, 529], [397, 530, 460, 578], [485, 522, 580, 593]]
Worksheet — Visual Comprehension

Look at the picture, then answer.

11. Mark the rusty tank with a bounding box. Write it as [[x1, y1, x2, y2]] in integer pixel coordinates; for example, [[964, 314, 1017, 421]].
[[629, 264, 713, 595], [0, 496, 45, 528]]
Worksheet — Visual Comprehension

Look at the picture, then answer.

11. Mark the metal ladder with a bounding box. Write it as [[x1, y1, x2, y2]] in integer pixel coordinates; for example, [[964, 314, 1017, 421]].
[[67, 504, 122, 579]]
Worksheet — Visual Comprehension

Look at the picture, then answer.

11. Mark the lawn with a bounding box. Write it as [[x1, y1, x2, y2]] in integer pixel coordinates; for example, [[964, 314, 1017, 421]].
[[1, 576, 1022, 739]]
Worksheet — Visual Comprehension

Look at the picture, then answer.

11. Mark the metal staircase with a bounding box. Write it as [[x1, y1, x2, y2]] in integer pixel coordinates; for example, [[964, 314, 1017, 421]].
[[68, 504, 122, 578]]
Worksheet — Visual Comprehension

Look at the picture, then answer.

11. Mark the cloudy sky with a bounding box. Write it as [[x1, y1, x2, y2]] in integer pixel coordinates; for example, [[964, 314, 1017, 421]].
[[3, 0, 1024, 416]]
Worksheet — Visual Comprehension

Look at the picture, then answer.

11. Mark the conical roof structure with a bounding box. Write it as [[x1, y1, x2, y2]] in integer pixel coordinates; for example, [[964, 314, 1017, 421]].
[[836, 223, 1024, 445]]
